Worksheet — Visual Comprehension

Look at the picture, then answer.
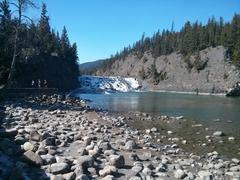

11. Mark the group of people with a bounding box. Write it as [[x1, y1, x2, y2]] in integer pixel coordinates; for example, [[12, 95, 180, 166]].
[[31, 79, 48, 88]]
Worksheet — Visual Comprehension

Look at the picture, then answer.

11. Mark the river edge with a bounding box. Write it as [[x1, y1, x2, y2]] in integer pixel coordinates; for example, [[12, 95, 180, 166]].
[[0, 95, 240, 179]]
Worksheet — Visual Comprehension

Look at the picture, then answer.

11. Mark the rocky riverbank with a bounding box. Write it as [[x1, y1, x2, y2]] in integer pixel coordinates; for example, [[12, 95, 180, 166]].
[[0, 95, 240, 179]]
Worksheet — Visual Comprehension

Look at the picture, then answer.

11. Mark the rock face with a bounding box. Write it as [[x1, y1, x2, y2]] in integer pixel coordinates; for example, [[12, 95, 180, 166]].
[[95, 46, 240, 94]]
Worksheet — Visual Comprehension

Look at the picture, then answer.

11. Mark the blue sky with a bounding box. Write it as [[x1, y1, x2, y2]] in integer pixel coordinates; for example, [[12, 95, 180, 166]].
[[30, 0, 240, 63]]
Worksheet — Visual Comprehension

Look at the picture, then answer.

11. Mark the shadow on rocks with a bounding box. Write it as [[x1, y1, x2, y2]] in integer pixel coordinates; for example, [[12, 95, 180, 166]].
[[0, 102, 49, 180]]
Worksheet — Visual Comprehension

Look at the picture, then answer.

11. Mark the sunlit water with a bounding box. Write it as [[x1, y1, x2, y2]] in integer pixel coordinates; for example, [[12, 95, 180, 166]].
[[75, 91, 240, 136]]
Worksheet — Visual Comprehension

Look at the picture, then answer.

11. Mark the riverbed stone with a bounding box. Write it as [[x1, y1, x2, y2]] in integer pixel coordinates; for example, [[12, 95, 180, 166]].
[[23, 142, 35, 151], [174, 169, 187, 179], [99, 165, 117, 176], [124, 140, 137, 150], [213, 131, 224, 137], [109, 154, 125, 168], [198, 171, 213, 179], [23, 150, 43, 166], [50, 162, 70, 174]]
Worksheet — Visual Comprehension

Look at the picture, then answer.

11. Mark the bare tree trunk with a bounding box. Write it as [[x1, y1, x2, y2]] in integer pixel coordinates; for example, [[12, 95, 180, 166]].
[[7, 26, 18, 86]]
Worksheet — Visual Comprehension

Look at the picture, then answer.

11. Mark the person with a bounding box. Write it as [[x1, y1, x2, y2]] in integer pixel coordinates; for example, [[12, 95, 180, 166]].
[[44, 80, 48, 88], [38, 79, 41, 88], [31, 80, 35, 87]]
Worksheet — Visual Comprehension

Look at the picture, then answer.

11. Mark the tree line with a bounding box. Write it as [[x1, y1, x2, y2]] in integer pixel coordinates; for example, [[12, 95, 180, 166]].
[[0, 0, 79, 90], [101, 14, 240, 72]]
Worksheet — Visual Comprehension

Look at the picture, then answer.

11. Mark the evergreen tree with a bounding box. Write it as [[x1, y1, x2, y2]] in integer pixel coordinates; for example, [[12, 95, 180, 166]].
[[38, 3, 52, 54]]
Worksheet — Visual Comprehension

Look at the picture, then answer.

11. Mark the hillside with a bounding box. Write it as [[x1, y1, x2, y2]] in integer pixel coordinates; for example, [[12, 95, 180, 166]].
[[95, 46, 239, 93], [79, 59, 105, 75]]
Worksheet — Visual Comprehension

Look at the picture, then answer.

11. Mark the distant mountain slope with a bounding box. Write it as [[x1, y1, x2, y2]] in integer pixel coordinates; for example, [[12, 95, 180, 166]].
[[95, 46, 240, 93], [79, 59, 106, 75]]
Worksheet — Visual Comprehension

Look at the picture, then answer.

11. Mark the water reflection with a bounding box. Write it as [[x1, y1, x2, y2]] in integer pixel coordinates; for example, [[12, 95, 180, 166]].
[[77, 92, 240, 136]]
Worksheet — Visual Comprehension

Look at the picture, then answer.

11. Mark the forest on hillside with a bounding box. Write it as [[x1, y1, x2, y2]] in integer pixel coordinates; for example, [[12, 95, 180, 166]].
[[0, 0, 79, 90], [100, 14, 240, 73]]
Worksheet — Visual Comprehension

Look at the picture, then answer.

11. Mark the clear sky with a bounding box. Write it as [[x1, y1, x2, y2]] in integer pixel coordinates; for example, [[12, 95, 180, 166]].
[[31, 0, 240, 63]]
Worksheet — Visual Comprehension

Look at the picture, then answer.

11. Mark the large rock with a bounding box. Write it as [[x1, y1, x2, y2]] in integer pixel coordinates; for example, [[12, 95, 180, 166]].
[[226, 82, 240, 97], [30, 130, 42, 141], [124, 140, 137, 150], [77, 155, 94, 169], [23, 150, 43, 166], [41, 154, 56, 165], [99, 165, 117, 177], [109, 155, 125, 168], [174, 169, 187, 179], [0, 128, 18, 138], [23, 142, 35, 151], [198, 171, 213, 179], [213, 131, 224, 137], [50, 162, 70, 174]]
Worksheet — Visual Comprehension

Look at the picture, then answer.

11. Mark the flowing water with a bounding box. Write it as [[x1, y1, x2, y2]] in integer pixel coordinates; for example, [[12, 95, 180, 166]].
[[75, 91, 240, 137]]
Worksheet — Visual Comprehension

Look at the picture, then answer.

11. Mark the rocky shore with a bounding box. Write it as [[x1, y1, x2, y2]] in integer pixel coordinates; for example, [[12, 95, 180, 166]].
[[0, 95, 240, 180]]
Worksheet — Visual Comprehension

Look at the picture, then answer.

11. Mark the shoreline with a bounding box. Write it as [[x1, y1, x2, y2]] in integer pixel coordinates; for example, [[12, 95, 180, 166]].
[[0, 95, 240, 179], [138, 89, 227, 97]]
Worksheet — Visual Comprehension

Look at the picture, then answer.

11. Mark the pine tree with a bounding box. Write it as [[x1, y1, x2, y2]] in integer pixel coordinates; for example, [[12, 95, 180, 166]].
[[60, 26, 70, 58], [38, 3, 52, 54]]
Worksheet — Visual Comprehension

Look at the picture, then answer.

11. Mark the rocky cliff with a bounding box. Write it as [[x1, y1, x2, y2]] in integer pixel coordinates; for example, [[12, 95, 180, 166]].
[[96, 46, 240, 94]]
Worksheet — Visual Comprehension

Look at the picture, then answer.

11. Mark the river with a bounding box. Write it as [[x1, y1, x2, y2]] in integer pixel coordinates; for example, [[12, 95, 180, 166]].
[[75, 91, 240, 137]]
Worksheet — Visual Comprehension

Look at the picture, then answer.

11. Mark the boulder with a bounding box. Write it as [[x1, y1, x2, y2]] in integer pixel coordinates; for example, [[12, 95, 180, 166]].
[[30, 130, 42, 141], [226, 82, 240, 97], [109, 155, 125, 168], [174, 169, 187, 179], [50, 162, 70, 174], [99, 165, 117, 177], [23, 150, 43, 166], [124, 140, 137, 150], [213, 131, 224, 137]]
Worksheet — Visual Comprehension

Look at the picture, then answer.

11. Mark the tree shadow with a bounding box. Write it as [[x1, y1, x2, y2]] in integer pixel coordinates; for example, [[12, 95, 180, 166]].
[[0, 99, 49, 180]]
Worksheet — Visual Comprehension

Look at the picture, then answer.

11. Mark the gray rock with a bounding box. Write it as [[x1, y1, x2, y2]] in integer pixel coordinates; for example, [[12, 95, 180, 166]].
[[99, 142, 111, 151], [41, 154, 56, 165], [63, 172, 76, 180], [101, 175, 115, 180], [23, 142, 35, 151], [124, 140, 137, 150], [51, 175, 65, 180], [82, 136, 91, 146], [50, 162, 70, 174], [142, 167, 152, 176], [30, 130, 42, 141], [213, 131, 224, 137], [43, 137, 56, 146], [99, 165, 117, 177], [23, 150, 43, 166], [77, 155, 94, 169], [174, 169, 187, 179], [129, 176, 142, 180], [109, 155, 125, 168], [198, 171, 213, 179], [76, 174, 90, 180], [230, 165, 240, 172], [0, 128, 17, 138]]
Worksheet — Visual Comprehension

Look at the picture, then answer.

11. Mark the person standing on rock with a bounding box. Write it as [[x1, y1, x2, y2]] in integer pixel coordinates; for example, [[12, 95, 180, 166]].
[[44, 80, 48, 88], [38, 79, 41, 88], [31, 80, 35, 87]]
